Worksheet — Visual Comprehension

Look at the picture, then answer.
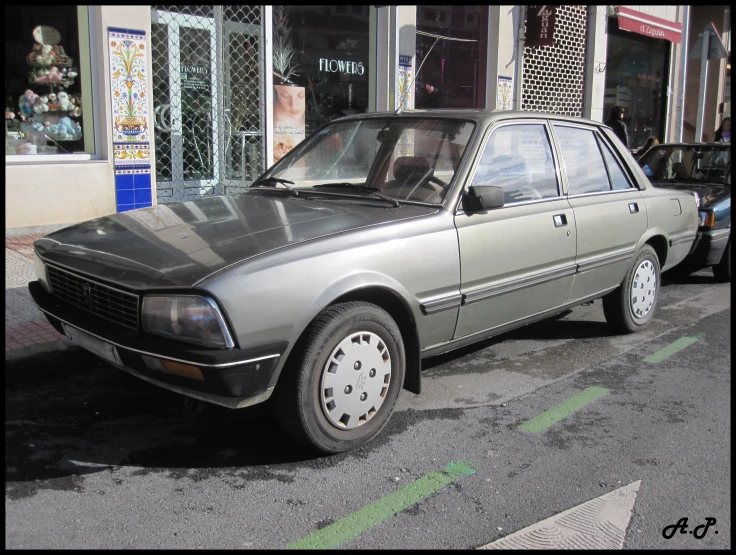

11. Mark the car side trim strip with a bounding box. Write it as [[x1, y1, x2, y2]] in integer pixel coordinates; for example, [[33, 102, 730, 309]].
[[669, 231, 698, 247], [462, 263, 578, 305], [421, 289, 618, 358], [576, 248, 636, 273], [32, 305, 280, 369], [419, 292, 464, 314]]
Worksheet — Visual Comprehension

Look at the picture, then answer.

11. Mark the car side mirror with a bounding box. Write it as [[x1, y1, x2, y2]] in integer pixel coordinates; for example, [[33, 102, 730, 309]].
[[462, 185, 505, 212]]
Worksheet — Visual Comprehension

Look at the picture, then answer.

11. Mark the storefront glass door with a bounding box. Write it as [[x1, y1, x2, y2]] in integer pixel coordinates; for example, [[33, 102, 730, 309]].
[[151, 6, 264, 202]]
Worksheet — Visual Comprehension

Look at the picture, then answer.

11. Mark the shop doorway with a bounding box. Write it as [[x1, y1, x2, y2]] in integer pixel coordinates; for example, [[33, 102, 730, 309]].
[[150, 6, 265, 203]]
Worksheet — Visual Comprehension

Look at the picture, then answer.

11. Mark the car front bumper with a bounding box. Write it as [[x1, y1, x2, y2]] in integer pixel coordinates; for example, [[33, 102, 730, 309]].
[[684, 228, 730, 267], [28, 280, 286, 409]]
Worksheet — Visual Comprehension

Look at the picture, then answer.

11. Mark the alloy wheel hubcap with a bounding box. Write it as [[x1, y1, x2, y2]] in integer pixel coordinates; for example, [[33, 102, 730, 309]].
[[320, 331, 391, 430], [630, 259, 656, 319]]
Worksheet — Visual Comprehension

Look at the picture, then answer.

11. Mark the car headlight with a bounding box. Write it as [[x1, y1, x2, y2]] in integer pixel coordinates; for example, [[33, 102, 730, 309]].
[[33, 251, 50, 293], [698, 210, 715, 229], [142, 295, 235, 349], [692, 192, 700, 208]]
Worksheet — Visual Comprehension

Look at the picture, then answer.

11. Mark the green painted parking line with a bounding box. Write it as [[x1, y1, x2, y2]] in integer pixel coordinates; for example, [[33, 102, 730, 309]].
[[286, 461, 476, 550], [642, 333, 705, 363], [518, 386, 609, 434]]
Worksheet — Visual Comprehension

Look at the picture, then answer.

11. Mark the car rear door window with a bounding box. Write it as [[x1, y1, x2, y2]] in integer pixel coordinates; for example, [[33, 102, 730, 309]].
[[554, 126, 611, 195], [598, 136, 633, 190], [472, 124, 560, 204]]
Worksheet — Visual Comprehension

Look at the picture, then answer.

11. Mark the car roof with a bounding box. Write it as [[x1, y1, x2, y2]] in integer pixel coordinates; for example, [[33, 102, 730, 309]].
[[330, 109, 608, 128]]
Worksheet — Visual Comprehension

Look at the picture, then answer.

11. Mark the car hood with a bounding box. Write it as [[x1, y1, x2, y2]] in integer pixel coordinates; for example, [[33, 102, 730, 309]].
[[34, 193, 437, 289], [649, 180, 730, 209]]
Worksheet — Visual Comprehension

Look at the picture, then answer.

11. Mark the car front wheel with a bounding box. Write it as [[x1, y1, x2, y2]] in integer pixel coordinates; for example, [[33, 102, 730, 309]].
[[603, 244, 660, 334], [276, 301, 405, 454]]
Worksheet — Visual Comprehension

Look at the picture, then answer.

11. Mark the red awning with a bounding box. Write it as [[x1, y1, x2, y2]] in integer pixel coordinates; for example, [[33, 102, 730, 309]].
[[616, 6, 683, 44]]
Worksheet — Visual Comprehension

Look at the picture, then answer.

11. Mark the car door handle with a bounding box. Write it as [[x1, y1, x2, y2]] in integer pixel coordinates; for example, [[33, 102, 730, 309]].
[[629, 202, 639, 213], [553, 214, 567, 227]]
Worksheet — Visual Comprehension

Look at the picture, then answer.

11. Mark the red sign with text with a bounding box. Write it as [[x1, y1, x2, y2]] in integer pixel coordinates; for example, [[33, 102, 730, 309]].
[[617, 6, 682, 44]]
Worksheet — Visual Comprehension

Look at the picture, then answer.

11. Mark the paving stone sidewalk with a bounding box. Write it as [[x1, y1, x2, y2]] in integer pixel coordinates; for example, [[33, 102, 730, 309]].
[[6, 236, 68, 360]]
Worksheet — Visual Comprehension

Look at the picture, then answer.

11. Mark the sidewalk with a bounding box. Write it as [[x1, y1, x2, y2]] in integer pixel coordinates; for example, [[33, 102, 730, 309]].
[[6, 235, 68, 360]]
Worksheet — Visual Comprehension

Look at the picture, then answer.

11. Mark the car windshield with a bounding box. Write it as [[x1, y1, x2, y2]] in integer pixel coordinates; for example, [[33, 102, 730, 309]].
[[262, 117, 476, 203], [639, 145, 731, 185]]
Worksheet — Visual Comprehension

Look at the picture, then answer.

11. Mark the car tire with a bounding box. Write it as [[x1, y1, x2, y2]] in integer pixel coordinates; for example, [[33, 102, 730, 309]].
[[713, 238, 731, 283], [603, 245, 660, 334], [276, 301, 405, 454]]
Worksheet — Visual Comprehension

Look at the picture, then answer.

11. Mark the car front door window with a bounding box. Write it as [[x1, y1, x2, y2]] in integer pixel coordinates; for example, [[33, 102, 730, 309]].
[[472, 124, 560, 203]]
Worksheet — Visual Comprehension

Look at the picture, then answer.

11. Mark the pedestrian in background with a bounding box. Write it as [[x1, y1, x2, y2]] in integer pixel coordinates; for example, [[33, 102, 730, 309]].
[[714, 117, 731, 143], [605, 105, 629, 148], [636, 135, 660, 160]]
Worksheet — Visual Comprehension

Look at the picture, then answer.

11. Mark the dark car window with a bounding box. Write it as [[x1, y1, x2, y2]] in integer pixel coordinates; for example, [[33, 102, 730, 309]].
[[554, 125, 611, 195], [639, 145, 731, 184], [598, 136, 633, 190], [472, 124, 560, 204]]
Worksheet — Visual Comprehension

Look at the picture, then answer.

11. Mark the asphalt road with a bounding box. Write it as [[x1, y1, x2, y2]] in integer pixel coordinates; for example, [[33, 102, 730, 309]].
[[5, 268, 730, 549]]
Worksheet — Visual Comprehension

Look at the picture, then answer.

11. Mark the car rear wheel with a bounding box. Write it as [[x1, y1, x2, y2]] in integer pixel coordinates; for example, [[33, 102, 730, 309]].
[[713, 239, 731, 283], [603, 244, 660, 334], [276, 302, 405, 454]]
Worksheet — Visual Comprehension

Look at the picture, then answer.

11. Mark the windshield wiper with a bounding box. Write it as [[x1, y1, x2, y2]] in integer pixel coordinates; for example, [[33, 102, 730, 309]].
[[313, 182, 401, 207], [250, 177, 299, 196]]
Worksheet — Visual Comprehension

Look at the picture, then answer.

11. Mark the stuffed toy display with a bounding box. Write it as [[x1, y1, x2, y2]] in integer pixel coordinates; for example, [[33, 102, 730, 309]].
[[14, 26, 84, 147]]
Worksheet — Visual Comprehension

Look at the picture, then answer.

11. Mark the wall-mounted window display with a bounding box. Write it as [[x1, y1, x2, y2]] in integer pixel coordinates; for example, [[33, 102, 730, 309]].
[[5, 5, 93, 156], [604, 19, 669, 150], [415, 5, 489, 109], [272, 5, 370, 161]]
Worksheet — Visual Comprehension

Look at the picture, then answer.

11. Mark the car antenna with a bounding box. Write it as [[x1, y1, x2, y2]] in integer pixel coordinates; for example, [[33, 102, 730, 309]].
[[395, 35, 440, 114]]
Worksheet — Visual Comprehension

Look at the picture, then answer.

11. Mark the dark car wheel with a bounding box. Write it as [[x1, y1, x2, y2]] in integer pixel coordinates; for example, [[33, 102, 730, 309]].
[[603, 245, 660, 334], [713, 238, 731, 283], [276, 301, 405, 454]]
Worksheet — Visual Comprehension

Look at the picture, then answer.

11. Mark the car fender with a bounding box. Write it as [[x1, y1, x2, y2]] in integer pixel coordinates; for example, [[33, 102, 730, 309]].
[[262, 269, 422, 394]]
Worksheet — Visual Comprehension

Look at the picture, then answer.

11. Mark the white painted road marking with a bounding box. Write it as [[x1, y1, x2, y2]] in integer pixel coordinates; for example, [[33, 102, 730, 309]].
[[478, 480, 641, 549]]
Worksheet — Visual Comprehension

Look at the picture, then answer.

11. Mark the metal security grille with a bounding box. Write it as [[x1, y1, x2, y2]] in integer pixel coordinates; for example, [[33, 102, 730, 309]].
[[151, 6, 265, 203], [47, 265, 140, 330], [521, 5, 588, 117]]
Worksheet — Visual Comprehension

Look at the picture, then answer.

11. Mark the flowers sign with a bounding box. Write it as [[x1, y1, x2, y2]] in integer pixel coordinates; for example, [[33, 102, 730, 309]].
[[109, 28, 149, 143]]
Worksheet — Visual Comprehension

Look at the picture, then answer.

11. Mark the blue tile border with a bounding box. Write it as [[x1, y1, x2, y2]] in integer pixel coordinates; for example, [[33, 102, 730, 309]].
[[108, 27, 146, 37], [134, 173, 151, 190], [115, 174, 134, 191], [134, 189, 152, 205], [115, 166, 151, 175], [116, 190, 135, 205], [116, 204, 135, 213]]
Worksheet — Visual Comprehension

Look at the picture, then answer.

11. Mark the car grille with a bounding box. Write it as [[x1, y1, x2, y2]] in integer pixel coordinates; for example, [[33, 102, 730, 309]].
[[47, 265, 140, 330]]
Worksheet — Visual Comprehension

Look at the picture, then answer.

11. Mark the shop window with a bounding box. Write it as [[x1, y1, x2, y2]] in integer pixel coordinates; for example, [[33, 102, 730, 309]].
[[271, 5, 370, 161], [5, 5, 94, 157], [604, 18, 669, 150], [415, 6, 489, 109]]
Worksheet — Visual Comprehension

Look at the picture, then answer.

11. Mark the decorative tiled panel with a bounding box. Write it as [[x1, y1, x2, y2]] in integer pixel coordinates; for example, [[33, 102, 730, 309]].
[[109, 27, 149, 143], [108, 27, 152, 213]]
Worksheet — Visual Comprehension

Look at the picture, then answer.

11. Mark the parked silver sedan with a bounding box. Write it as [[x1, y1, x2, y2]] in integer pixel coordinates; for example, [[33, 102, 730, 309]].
[[30, 110, 699, 453]]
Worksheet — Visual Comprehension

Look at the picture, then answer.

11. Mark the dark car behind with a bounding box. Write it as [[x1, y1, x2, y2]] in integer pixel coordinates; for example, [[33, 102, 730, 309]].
[[639, 143, 731, 282]]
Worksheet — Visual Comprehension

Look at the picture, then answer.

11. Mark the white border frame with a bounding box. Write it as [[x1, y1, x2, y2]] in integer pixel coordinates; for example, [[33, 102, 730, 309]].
[[6, 6, 102, 164], [264, 4, 274, 169]]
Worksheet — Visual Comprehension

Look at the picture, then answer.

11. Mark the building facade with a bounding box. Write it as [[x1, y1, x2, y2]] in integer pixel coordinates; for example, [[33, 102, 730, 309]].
[[5, 5, 730, 235]]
